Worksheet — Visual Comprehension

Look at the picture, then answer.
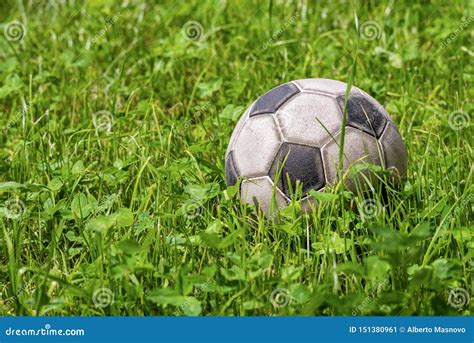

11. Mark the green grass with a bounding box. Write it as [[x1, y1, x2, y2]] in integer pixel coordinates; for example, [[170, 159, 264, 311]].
[[0, 0, 472, 316]]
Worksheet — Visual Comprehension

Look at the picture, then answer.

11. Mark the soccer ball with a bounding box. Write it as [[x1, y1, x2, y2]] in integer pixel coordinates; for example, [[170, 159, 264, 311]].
[[225, 78, 407, 215]]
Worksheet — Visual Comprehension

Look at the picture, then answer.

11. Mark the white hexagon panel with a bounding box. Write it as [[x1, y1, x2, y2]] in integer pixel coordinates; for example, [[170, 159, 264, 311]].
[[230, 114, 282, 179], [240, 176, 288, 215], [321, 127, 382, 191], [275, 92, 342, 147], [293, 78, 362, 96]]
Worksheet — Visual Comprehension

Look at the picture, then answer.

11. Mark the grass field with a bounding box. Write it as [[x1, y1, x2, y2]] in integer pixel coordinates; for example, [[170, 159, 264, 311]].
[[0, 0, 472, 316]]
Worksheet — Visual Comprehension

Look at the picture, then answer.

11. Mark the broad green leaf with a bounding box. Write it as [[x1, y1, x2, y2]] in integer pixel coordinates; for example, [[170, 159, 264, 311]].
[[364, 256, 391, 280], [65, 231, 83, 243], [431, 259, 462, 280], [219, 228, 244, 248], [48, 178, 63, 192], [281, 266, 301, 281], [113, 159, 124, 169], [242, 300, 264, 310], [309, 190, 338, 202], [184, 183, 220, 200], [223, 183, 240, 199], [221, 265, 246, 281], [290, 284, 311, 303], [117, 239, 142, 254], [182, 297, 202, 316], [205, 220, 222, 234], [199, 232, 221, 248], [409, 222, 433, 239], [197, 78, 222, 98], [0, 74, 23, 98], [0, 181, 24, 191], [336, 262, 365, 277], [147, 288, 186, 306], [407, 264, 433, 289], [219, 105, 244, 121], [253, 252, 273, 270], [452, 228, 472, 242], [114, 208, 133, 227], [86, 215, 116, 234], [71, 192, 91, 218], [71, 160, 85, 174]]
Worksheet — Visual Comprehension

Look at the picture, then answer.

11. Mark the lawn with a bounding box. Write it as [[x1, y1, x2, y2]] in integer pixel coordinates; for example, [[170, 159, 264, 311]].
[[0, 0, 472, 316]]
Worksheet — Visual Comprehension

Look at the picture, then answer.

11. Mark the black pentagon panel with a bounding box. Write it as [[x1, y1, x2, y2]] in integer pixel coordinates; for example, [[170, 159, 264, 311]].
[[249, 83, 299, 117], [225, 151, 239, 186], [336, 95, 387, 138], [270, 143, 325, 199]]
